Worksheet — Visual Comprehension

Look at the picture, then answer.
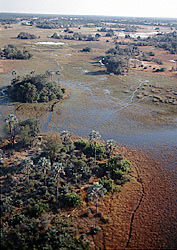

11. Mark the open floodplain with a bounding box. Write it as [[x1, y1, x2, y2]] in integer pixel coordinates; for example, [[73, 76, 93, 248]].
[[0, 17, 177, 249]]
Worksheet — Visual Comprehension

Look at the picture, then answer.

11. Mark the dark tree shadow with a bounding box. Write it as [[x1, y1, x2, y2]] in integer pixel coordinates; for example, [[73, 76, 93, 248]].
[[85, 70, 108, 76]]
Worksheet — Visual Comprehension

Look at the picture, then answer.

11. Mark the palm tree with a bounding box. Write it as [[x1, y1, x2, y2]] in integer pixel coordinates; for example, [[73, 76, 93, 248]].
[[87, 182, 107, 214], [45, 70, 52, 80], [21, 158, 33, 184], [12, 70, 16, 76], [30, 70, 35, 75], [51, 163, 65, 202], [106, 139, 116, 177], [89, 130, 101, 168], [37, 157, 51, 183], [56, 70, 60, 84], [60, 130, 71, 142], [5, 114, 19, 147], [12, 70, 17, 81]]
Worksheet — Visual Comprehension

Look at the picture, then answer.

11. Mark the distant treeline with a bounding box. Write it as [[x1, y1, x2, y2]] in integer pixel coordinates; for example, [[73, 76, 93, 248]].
[[118, 31, 177, 54]]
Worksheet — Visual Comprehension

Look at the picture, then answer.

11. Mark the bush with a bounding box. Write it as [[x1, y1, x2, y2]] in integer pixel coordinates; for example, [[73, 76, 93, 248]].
[[81, 47, 91, 52], [60, 192, 82, 208], [74, 139, 107, 160], [99, 178, 114, 192], [27, 201, 49, 217], [120, 160, 131, 171]]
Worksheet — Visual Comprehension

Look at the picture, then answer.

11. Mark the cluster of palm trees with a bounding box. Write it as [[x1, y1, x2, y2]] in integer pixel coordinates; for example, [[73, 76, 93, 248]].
[[12, 69, 61, 83]]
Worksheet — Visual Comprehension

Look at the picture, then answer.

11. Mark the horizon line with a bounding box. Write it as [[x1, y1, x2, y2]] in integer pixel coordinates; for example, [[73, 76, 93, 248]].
[[0, 11, 177, 20]]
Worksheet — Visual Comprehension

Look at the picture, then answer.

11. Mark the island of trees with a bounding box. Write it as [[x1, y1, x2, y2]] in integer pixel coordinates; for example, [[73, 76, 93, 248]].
[[7, 72, 65, 103], [17, 32, 37, 39], [0, 44, 32, 60]]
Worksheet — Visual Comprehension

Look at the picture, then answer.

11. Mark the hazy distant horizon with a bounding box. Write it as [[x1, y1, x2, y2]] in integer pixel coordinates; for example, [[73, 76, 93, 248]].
[[0, 11, 177, 20], [0, 0, 177, 19]]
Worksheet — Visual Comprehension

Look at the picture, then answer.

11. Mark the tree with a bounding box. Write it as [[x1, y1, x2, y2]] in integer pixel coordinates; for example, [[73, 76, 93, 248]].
[[60, 130, 71, 142], [89, 130, 101, 168], [37, 157, 51, 183], [106, 139, 116, 177], [21, 158, 34, 183], [51, 162, 65, 201], [81, 47, 91, 52], [103, 55, 126, 75], [45, 70, 54, 81], [18, 119, 40, 148], [87, 182, 107, 214], [43, 133, 62, 163], [56, 70, 60, 83], [12, 70, 16, 78], [4, 114, 19, 146], [30, 70, 35, 75]]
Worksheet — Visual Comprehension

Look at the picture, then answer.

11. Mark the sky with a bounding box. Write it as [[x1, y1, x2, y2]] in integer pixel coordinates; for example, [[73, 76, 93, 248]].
[[0, 0, 177, 18]]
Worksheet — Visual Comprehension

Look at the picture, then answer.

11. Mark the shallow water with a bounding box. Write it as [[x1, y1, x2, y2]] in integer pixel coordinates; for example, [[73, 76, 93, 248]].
[[116, 31, 158, 38], [36, 41, 65, 45], [1, 73, 176, 149]]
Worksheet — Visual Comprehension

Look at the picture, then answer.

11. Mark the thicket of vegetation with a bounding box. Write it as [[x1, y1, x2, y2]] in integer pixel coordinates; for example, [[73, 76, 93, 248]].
[[106, 45, 140, 57], [17, 32, 37, 39], [0, 45, 32, 60], [0, 122, 131, 249], [118, 31, 177, 54], [101, 45, 139, 74], [103, 55, 127, 75], [51, 32, 99, 41], [7, 73, 65, 103]]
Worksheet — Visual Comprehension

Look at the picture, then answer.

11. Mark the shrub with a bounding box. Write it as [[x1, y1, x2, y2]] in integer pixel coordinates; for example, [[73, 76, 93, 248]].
[[99, 178, 114, 192], [90, 226, 102, 235], [120, 160, 131, 171], [27, 201, 49, 217], [81, 47, 91, 52], [74, 139, 107, 160], [60, 192, 82, 208]]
